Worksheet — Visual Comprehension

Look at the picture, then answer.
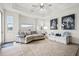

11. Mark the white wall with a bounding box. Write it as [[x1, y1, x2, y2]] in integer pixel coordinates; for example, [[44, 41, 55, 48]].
[[19, 15, 37, 32]]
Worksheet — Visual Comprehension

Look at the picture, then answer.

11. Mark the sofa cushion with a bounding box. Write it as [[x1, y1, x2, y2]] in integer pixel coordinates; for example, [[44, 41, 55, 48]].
[[25, 34, 45, 43], [26, 31, 31, 35]]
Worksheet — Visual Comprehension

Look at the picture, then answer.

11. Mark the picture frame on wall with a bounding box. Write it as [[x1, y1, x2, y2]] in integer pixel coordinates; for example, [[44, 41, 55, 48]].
[[62, 14, 75, 30], [50, 18, 58, 30]]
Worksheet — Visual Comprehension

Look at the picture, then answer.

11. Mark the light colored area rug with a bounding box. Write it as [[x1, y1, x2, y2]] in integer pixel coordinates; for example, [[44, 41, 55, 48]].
[[0, 39, 79, 56]]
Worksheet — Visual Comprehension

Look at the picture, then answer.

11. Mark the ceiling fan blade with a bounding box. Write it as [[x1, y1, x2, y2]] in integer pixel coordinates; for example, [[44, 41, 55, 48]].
[[32, 4, 39, 7]]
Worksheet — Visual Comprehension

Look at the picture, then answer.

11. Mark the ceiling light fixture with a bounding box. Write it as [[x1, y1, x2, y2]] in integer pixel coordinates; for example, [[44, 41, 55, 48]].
[[40, 3, 45, 11]]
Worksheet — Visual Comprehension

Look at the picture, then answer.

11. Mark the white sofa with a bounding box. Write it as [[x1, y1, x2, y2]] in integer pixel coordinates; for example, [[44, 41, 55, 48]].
[[48, 35, 70, 44], [16, 31, 45, 43], [47, 32, 71, 44], [25, 34, 45, 43]]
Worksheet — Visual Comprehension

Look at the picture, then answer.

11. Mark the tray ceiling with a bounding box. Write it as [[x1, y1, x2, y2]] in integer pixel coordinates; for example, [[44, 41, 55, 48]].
[[0, 3, 79, 18]]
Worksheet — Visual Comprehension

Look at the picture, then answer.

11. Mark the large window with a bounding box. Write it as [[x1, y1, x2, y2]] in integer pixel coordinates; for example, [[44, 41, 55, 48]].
[[7, 16, 13, 31]]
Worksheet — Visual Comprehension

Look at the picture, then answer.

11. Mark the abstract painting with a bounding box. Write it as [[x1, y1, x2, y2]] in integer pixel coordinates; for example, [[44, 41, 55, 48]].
[[50, 18, 58, 30], [62, 14, 75, 30]]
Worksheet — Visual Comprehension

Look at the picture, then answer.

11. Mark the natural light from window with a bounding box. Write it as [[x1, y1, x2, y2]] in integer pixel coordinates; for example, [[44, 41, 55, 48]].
[[7, 16, 13, 31], [21, 24, 33, 28]]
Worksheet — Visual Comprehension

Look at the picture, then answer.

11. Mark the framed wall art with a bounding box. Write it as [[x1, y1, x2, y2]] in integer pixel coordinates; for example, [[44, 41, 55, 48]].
[[50, 18, 58, 30], [62, 14, 75, 30]]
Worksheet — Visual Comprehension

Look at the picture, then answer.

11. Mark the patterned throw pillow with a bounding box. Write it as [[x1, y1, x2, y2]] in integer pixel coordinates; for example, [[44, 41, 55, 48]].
[[26, 31, 31, 35]]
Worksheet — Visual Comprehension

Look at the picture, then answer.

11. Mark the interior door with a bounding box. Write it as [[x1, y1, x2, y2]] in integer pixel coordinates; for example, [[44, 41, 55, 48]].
[[5, 15, 14, 42], [4, 11, 19, 43]]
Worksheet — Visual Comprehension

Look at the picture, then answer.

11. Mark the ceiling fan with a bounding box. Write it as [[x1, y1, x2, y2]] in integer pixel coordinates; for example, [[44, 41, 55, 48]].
[[40, 3, 44, 9], [32, 3, 52, 10], [31, 3, 53, 14]]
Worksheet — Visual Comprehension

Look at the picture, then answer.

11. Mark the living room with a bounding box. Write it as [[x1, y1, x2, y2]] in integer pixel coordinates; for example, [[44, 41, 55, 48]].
[[0, 2, 79, 56]]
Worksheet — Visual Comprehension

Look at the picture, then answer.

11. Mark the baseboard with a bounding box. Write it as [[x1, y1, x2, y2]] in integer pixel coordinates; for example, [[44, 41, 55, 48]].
[[70, 42, 79, 45], [1, 41, 14, 45]]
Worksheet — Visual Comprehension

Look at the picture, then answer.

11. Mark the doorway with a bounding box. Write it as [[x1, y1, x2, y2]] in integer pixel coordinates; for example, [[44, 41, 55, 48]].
[[0, 12, 1, 45]]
